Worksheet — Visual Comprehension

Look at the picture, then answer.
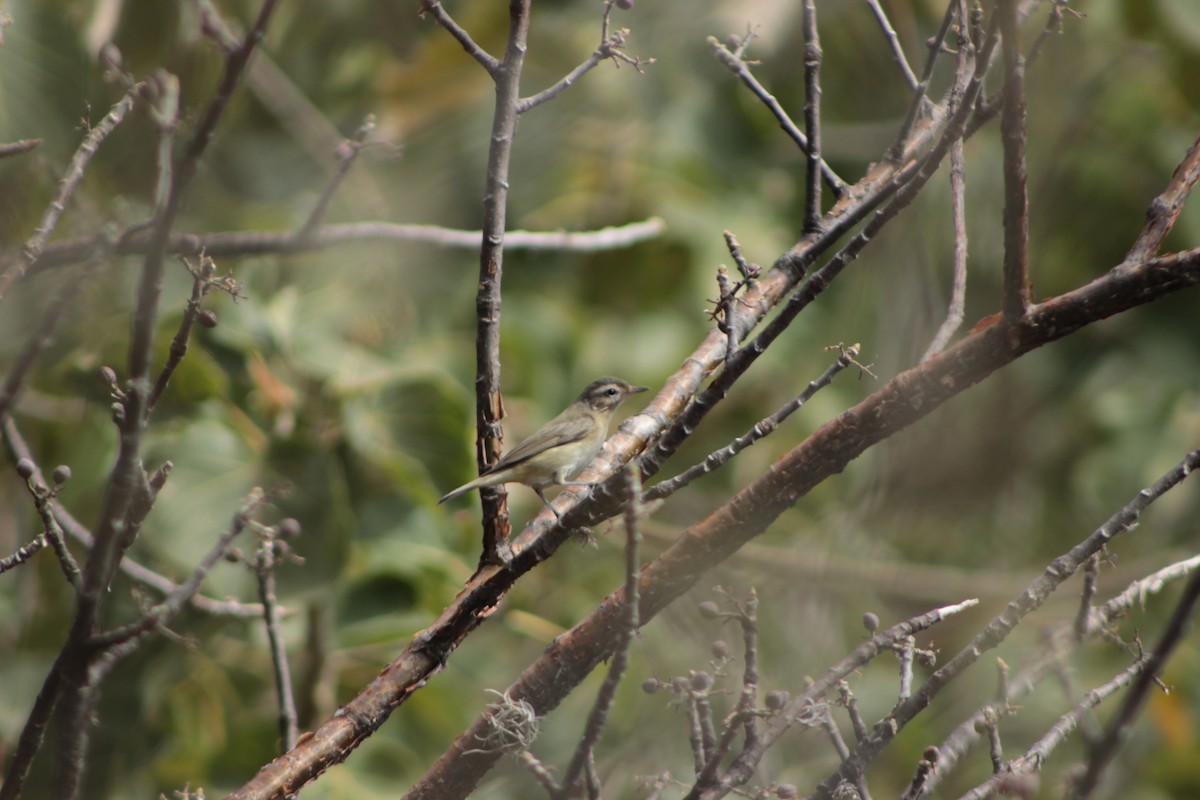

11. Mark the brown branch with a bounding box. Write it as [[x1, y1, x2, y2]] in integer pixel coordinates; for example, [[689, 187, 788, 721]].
[[1121, 133, 1200, 266], [468, 0, 532, 565], [802, 0, 824, 234], [999, 0, 1032, 320]]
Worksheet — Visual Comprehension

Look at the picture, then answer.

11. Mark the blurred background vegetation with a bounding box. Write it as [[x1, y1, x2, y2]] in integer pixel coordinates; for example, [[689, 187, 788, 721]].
[[1, 0, 1199, 797]]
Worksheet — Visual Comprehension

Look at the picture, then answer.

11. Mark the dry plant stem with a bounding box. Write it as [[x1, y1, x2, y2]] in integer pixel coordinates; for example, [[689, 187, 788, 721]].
[[865, 0, 919, 91], [998, 0, 1032, 320], [646, 345, 858, 501], [257, 537, 300, 754], [0, 87, 139, 304], [708, 37, 846, 197], [807, 446, 1200, 800], [0, 138, 41, 158], [802, 0, 824, 234], [13, 217, 668, 271], [556, 467, 643, 798], [1070, 567, 1200, 799]]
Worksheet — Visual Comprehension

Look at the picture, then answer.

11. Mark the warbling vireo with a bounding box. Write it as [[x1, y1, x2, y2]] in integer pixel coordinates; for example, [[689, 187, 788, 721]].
[[438, 376, 647, 517]]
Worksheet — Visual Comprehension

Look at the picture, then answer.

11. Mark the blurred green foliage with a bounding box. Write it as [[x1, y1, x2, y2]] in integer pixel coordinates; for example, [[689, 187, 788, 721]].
[[1, 1, 1199, 798]]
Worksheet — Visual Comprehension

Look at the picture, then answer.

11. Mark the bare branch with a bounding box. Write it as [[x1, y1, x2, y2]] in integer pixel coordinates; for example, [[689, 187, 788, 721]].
[[999, 0, 1032, 320], [802, 0, 825, 233], [419, 0, 500, 76], [708, 36, 847, 198], [865, 0, 919, 91]]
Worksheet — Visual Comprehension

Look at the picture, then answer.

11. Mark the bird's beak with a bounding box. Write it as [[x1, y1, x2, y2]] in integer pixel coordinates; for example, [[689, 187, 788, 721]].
[[629, 385, 648, 395]]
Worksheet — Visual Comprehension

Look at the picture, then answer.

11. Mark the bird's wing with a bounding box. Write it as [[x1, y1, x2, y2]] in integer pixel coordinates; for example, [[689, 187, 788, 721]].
[[483, 415, 593, 474]]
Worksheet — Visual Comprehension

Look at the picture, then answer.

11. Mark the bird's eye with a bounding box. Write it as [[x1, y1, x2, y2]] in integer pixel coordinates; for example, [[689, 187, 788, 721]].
[[606, 387, 618, 396]]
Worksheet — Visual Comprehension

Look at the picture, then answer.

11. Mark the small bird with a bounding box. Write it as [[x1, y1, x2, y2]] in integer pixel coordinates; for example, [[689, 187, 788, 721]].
[[438, 377, 648, 517]]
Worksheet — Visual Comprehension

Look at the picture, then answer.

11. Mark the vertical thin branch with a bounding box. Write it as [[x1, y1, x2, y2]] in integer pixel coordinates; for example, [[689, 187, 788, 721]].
[[802, 0, 824, 234], [472, 0, 532, 565], [923, 2, 972, 359], [558, 466, 643, 796], [999, 0, 1031, 320], [258, 529, 300, 754]]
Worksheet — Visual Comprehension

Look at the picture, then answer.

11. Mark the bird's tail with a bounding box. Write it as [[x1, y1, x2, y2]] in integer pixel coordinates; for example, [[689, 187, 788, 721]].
[[438, 476, 486, 505]]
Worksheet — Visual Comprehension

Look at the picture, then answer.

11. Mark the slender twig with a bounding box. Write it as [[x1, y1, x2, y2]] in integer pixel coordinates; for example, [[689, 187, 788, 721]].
[[645, 345, 859, 501], [922, 4, 972, 359], [419, 0, 500, 76], [802, 0, 824, 233], [0, 87, 140, 303], [0, 534, 47, 574], [10, 217, 667, 273], [1119, 132, 1200, 268], [820, 709, 873, 800], [838, 681, 869, 743], [998, 0, 1032, 320], [1069, 567, 1200, 799], [865, 0, 919, 91], [0, 138, 42, 158], [557, 466, 643, 797], [709, 37, 847, 198], [519, 4, 649, 113], [255, 522, 301, 754]]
